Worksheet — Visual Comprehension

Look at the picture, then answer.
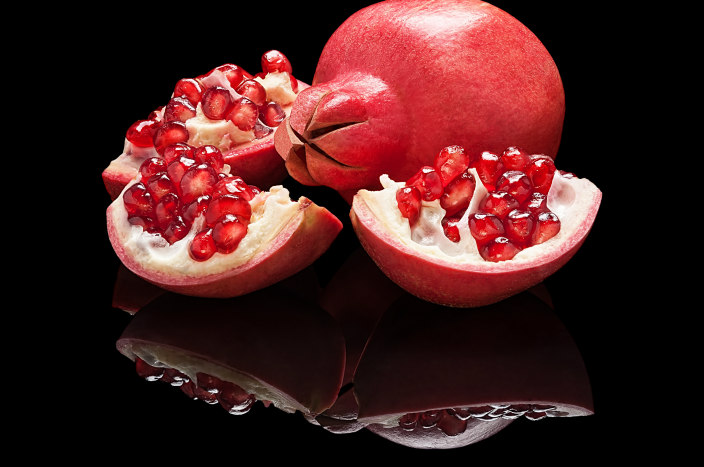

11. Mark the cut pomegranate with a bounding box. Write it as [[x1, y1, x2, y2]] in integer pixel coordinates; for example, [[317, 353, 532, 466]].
[[350, 144, 601, 307], [103, 50, 307, 199]]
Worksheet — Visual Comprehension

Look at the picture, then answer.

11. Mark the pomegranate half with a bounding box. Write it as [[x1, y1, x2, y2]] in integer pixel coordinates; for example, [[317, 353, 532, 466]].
[[275, 0, 565, 201], [350, 145, 601, 307], [103, 50, 306, 200]]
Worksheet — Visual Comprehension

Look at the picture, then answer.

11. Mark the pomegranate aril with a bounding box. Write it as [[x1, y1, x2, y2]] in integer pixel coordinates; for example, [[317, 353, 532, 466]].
[[173, 78, 203, 105], [179, 163, 218, 204], [258, 101, 286, 127], [167, 156, 196, 187], [505, 209, 534, 246], [440, 170, 475, 216], [163, 216, 189, 244], [474, 151, 504, 190], [419, 410, 442, 428], [201, 86, 233, 120], [500, 146, 530, 171], [434, 145, 471, 187], [192, 145, 224, 171], [436, 412, 467, 436], [148, 106, 164, 122], [212, 176, 257, 201], [261, 50, 293, 74], [146, 173, 176, 203], [205, 194, 252, 227], [479, 191, 519, 218], [154, 192, 180, 229], [126, 119, 159, 147], [162, 142, 195, 163], [212, 214, 248, 253], [399, 413, 419, 431], [480, 236, 520, 262], [406, 166, 443, 201], [533, 211, 561, 244], [442, 217, 462, 243], [525, 155, 557, 194], [153, 121, 189, 155], [227, 97, 259, 132], [287, 73, 299, 93], [135, 358, 163, 381], [164, 96, 197, 122], [162, 368, 189, 386], [190, 229, 216, 261], [218, 381, 256, 415], [182, 195, 211, 225], [396, 185, 422, 226], [128, 215, 158, 233], [468, 212, 504, 242], [214, 63, 247, 89], [236, 79, 267, 107], [139, 157, 167, 180], [123, 182, 154, 217], [181, 380, 197, 399], [524, 191, 548, 214], [496, 170, 533, 204]]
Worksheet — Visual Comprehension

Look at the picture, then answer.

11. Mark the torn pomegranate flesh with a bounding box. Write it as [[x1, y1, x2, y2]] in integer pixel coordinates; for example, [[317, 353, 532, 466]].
[[124, 50, 296, 155], [396, 146, 561, 262], [134, 357, 258, 415], [123, 144, 261, 261]]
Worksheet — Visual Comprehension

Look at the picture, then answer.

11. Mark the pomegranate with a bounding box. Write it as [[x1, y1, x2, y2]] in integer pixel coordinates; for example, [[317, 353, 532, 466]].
[[350, 145, 601, 307], [275, 0, 565, 201], [354, 292, 594, 449], [103, 50, 306, 200], [116, 286, 346, 417], [106, 143, 343, 298]]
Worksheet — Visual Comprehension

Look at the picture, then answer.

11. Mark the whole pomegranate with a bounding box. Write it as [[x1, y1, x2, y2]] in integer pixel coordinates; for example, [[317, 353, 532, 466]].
[[276, 0, 565, 201]]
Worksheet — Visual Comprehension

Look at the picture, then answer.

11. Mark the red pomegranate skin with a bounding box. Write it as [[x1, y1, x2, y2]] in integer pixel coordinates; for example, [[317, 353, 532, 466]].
[[278, 0, 565, 201]]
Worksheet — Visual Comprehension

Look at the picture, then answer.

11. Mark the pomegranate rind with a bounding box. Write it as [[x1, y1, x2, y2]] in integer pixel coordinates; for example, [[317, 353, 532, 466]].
[[106, 191, 342, 298], [350, 174, 601, 307]]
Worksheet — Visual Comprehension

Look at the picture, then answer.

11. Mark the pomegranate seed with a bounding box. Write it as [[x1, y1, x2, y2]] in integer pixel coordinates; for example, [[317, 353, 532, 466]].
[[190, 229, 216, 261], [218, 381, 256, 415], [192, 145, 224, 171], [146, 173, 176, 203], [533, 211, 561, 244], [396, 186, 422, 225], [525, 411, 548, 421], [212, 176, 257, 201], [236, 79, 267, 107], [174, 78, 203, 105], [139, 157, 167, 180], [128, 215, 158, 233], [500, 146, 530, 171], [162, 368, 189, 386], [442, 217, 462, 242], [152, 121, 189, 155], [182, 195, 211, 225], [258, 101, 286, 127], [179, 163, 218, 204], [525, 155, 557, 194], [524, 192, 549, 213], [452, 407, 473, 420], [166, 156, 196, 187], [434, 145, 471, 186], [201, 86, 233, 120], [192, 385, 219, 404], [135, 358, 163, 381], [495, 170, 533, 204], [126, 119, 159, 147], [480, 236, 520, 262], [419, 410, 442, 428], [261, 50, 292, 74], [205, 194, 252, 227], [287, 73, 299, 93], [406, 166, 443, 201], [468, 212, 504, 242], [474, 151, 504, 190], [440, 170, 475, 216], [478, 191, 519, 218], [399, 413, 419, 431], [214, 64, 247, 89], [505, 209, 535, 246], [212, 214, 248, 253], [196, 373, 223, 394], [164, 96, 196, 122], [181, 380, 197, 399], [162, 142, 195, 163], [254, 121, 273, 139], [148, 106, 164, 122], [123, 182, 153, 217], [227, 97, 259, 131], [437, 412, 468, 436], [154, 192, 180, 229], [163, 216, 189, 244]]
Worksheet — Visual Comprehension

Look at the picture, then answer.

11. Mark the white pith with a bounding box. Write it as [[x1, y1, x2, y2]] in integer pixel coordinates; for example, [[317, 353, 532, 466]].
[[359, 169, 600, 265], [109, 169, 301, 278]]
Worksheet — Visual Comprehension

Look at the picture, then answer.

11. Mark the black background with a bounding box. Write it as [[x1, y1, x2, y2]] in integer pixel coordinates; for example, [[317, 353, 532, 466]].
[[30, 0, 672, 462]]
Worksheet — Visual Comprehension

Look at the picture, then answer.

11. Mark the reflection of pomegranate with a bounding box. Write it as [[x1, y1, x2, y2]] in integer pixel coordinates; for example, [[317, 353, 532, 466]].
[[276, 0, 565, 201], [353, 292, 593, 449], [351, 145, 601, 307], [103, 50, 305, 199]]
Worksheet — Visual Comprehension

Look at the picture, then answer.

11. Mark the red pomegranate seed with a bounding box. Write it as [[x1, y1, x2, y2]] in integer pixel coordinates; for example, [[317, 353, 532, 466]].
[[146, 173, 176, 203], [180, 380, 197, 399], [434, 145, 471, 187], [478, 191, 519, 218], [205, 194, 252, 227], [162, 368, 189, 386], [163, 216, 189, 244], [190, 229, 216, 261], [236, 79, 267, 107], [212, 214, 248, 253], [135, 358, 163, 381], [524, 192, 549, 213], [452, 407, 473, 420], [468, 212, 504, 242], [201, 86, 233, 120], [227, 97, 259, 131], [396, 186, 422, 225], [126, 119, 159, 147], [192, 145, 224, 171], [261, 50, 293, 74], [525, 155, 557, 194], [148, 106, 164, 122], [152, 121, 189, 155], [437, 412, 468, 436], [139, 157, 167, 180], [123, 182, 154, 217], [500, 146, 530, 171], [495, 171, 533, 204], [442, 217, 462, 243], [179, 163, 218, 204], [533, 211, 561, 244], [480, 236, 520, 262], [196, 373, 223, 394], [406, 166, 443, 201], [212, 176, 257, 201], [419, 410, 442, 428], [399, 413, 419, 431], [218, 381, 256, 415], [166, 156, 196, 187], [214, 63, 247, 89], [182, 195, 211, 225], [174, 78, 203, 105], [154, 192, 180, 229], [128, 215, 158, 233], [474, 151, 504, 190], [287, 73, 299, 93], [164, 96, 197, 122], [258, 101, 286, 127], [505, 209, 535, 246], [162, 142, 195, 163], [440, 170, 475, 216]]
